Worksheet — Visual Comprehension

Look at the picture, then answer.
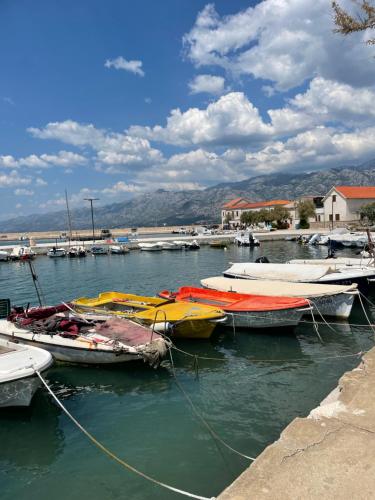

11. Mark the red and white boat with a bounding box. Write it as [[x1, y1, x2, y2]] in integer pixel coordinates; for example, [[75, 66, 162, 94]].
[[159, 287, 311, 329]]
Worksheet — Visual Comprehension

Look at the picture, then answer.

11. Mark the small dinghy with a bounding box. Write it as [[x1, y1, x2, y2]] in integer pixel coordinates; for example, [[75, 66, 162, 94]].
[[223, 262, 375, 291], [110, 245, 129, 254], [0, 250, 9, 262], [10, 246, 35, 261], [72, 291, 226, 339], [0, 304, 169, 367], [201, 277, 358, 319], [157, 241, 183, 250], [138, 243, 163, 251], [234, 230, 260, 247], [91, 246, 107, 255], [47, 247, 66, 258], [0, 337, 53, 407], [159, 287, 310, 329]]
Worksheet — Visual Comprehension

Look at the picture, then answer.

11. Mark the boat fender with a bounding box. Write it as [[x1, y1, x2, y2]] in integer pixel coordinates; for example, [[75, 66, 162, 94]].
[[152, 322, 172, 333]]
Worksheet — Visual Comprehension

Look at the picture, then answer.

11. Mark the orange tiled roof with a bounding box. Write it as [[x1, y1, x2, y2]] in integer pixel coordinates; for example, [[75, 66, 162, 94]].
[[335, 186, 375, 199], [223, 198, 291, 209]]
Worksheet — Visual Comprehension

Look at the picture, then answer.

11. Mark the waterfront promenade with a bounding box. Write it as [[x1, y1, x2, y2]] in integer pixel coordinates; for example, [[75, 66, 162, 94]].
[[219, 347, 375, 500]]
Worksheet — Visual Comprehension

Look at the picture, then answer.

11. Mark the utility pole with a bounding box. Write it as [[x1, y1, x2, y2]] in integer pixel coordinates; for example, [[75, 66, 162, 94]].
[[84, 198, 99, 243]]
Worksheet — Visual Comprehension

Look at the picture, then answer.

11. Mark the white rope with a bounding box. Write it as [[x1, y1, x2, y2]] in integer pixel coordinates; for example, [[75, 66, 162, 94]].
[[35, 370, 215, 500], [357, 292, 375, 340]]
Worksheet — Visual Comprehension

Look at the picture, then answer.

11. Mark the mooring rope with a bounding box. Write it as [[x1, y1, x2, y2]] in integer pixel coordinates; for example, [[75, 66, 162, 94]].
[[35, 370, 215, 500], [168, 350, 255, 462], [171, 344, 366, 364]]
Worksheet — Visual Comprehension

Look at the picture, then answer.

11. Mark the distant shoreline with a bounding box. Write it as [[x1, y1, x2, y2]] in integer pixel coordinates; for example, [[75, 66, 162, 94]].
[[0, 225, 197, 241]]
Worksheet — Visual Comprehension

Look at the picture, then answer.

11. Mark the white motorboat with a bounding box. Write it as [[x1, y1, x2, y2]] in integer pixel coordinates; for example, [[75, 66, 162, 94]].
[[68, 246, 86, 258], [234, 230, 260, 247], [0, 338, 53, 407], [47, 247, 66, 258], [157, 241, 183, 250], [0, 250, 9, 262], [10, 246, 35, 261], [91, 246, 107, 255], [110, 245, 129, 254], [138, 243, 163, 251], [0, 306, 169, 367], [289, 257, 375, 267], [223, 262, 375, 290], [201, 276, 358, 319]]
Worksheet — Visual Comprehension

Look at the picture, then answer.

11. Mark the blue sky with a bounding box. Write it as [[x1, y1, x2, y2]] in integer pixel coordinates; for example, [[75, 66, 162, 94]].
[[0, 0, 375, 219]]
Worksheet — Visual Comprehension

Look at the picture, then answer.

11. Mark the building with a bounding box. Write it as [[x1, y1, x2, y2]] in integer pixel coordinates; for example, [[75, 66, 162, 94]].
[[323, 186, 375, 227], [221, 198, 292, 227]]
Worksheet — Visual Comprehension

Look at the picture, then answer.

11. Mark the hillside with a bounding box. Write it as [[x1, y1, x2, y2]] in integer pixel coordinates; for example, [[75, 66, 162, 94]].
[[2, 159, 375, 232]]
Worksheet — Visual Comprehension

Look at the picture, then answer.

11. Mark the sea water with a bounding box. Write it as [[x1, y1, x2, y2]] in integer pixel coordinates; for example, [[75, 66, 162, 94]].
[[0, 241, 373, 500]]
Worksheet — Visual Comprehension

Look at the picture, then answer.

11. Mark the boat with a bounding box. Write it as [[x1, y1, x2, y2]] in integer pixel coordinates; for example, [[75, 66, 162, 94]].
[[10, 246, 35, 261], [91, 246, 107, 255], [288, 258, 375, 267], [210, 240, 228, 249], [201, 277, 358, 319], [223, 262, 375, 290], [0, 337, 53, 407], [0, 251, 9, 262], [110, 245, 129, 254], [159, 287, 310, 329], [138, 243, 163, 251], [47, 247, 66, 258], [68, 246, 86, 258], [234, 230, 260, 247], [0, 304, 169, 367], [172, 240, 200, 250], [157, 241, 183, 250], [72, 292, 226, 339]]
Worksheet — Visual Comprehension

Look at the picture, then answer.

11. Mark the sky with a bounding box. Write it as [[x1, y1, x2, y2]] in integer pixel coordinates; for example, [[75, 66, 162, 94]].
[[0, 0, 375, 219]]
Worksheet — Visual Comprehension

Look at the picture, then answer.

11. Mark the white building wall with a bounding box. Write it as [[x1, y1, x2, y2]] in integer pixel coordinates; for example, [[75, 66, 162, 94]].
[[323, 190, 348, 222]]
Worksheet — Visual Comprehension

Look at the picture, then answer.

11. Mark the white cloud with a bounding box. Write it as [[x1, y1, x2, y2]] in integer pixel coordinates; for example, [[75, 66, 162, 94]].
[[129, 92, 272, 146], [189, 74, 225, 95], [15, 203, 22, 209], [14, 188, 34, 196], [0, 170, 31, 188], [144, 97, 152, 104], [104, 56, 145, 77], [0, 155, 19, 168], [102, 181, 141, 194], [36, 178, 48, 186], [29, 120, 164, 170], [183, 1, 375, 91], [0, 150, 87, 169]]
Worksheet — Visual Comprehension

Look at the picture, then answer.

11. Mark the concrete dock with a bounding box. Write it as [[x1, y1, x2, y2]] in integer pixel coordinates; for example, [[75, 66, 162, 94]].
[[219, 347, 375, 500]]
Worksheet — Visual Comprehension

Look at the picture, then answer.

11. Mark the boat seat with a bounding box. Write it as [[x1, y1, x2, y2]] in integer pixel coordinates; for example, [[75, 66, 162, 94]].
[[0, 298, 10, 318]]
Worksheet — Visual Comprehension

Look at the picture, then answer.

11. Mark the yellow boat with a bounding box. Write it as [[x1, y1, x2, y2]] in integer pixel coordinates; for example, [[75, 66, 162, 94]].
[[72, 291, 226, 339]]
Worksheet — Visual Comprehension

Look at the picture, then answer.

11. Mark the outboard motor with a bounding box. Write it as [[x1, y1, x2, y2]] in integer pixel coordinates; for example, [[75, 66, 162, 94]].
[[255, 256, 270, 263]]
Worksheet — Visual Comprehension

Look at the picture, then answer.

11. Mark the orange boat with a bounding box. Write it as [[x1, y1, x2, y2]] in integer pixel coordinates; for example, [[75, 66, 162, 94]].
[[159, 287, 311, 329]]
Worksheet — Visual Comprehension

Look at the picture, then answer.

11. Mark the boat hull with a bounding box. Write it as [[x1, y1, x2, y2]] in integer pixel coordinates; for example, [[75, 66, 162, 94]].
[[223, 307, 305, 328], [0, 331, 140, 365], [171, 319, 216, 339], [0, 375, 42, 407]]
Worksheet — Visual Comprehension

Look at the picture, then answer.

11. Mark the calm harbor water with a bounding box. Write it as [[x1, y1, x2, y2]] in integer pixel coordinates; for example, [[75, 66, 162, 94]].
[[0, 241, 374, 500]]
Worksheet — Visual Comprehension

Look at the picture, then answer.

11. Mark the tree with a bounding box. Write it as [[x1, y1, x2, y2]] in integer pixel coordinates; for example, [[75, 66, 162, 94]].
[[360, 202, 375, 224], [332, 1, 375, 44], [297, 200, 316, 229], [240, 211, 259, 226], [224, 212, 231, 225], [270, 206, 291, 229]]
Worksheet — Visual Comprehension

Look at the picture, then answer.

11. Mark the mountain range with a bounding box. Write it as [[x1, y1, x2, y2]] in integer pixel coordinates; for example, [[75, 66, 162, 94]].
[[2, 159, 375, 232]]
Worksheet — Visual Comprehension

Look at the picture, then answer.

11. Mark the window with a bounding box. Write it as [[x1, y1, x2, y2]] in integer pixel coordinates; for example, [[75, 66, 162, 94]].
[[335, 214, 340, 221], [318, 215, 321, 222], [329, 214, 333, 221], [332, 195, 336, 202]]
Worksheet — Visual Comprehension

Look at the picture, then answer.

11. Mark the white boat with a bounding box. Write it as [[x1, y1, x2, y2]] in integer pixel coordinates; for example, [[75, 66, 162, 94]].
[[223, 262, 375, 290], [68, 246, 86, 258], [234, 230, 260, 247], [110, 245, 129, 254], [138, 243, 163, 251], [0, 251, 9, 262], [201, 276, 358, 319], [91, 246, 107, 255], [157, 241, 183, 250], [288, 258, 375, 267], [10, 246, 35, 260], [0, 308, 169, 367], [0, 338, 53, 407], [47, 247, 66, 258]]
